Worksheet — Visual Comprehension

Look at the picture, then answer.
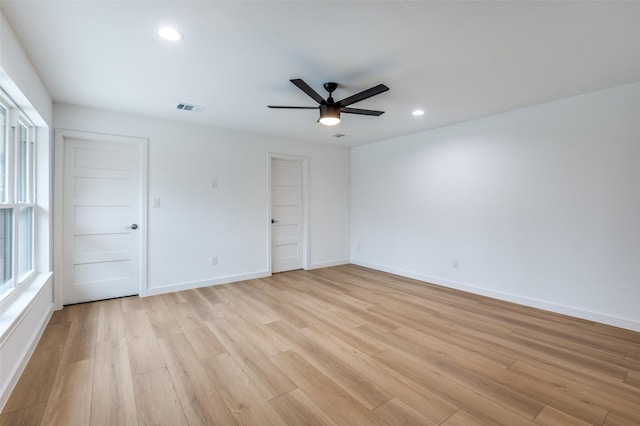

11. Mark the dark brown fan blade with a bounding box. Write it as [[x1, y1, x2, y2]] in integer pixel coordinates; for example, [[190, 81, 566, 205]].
[[268, 106, 318, 109], [338, 84, 389, 107], [341, 107, 385, 116], [290, 79, 326, 105]]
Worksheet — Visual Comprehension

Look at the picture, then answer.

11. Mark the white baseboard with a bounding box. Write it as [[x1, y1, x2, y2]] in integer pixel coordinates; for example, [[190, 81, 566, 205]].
[[306, 259, 350, 270], [143, 270, 271, 296], [142, 261, 352, 295], [351, 259, 640, 332]]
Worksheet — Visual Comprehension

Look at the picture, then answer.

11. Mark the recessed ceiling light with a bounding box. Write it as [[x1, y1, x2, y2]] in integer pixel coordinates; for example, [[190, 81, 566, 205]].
[[158, 26, 183, 41], [412, 109, 425, 116]]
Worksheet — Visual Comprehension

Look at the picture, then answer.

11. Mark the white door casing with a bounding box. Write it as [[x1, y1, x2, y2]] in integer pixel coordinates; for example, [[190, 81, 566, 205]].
[[270, 157, 308, 273], [55, 130, 147, 305]]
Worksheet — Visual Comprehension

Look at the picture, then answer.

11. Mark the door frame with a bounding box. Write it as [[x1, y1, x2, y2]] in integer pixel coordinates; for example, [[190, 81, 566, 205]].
[[268, 153, 309, 274], [53, 129, 148, 309]]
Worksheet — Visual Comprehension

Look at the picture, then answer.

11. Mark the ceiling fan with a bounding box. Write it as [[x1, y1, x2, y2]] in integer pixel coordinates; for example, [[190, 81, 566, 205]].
[[268, 78, 389, 126]]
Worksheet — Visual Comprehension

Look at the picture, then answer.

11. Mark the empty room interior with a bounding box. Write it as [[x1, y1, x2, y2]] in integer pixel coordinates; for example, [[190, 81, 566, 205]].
[[1, 1, 639, 425]]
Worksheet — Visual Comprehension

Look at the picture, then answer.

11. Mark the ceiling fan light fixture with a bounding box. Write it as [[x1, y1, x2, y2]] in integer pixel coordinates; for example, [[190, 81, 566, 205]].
[[319, 116, 341, 126], [319, 104, 341, 126]]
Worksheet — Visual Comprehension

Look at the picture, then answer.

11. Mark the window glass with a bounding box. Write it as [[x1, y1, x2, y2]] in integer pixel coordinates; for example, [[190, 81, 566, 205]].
[[18, 206, 33, 279], [0, 105, 6, 203], [17, 123, 28, 202], [0, 208, 13, 296]]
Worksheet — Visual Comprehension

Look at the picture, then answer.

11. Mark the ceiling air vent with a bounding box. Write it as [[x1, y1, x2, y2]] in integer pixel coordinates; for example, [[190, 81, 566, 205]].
[[176, 102, 205, 112]]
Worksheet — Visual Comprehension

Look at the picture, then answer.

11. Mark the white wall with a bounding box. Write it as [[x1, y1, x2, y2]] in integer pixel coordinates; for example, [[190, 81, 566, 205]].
[[54, 103, 350, 295], [0, 8, 54, 412], [351, 82, 640, 331], [0, 10, 51, 127]]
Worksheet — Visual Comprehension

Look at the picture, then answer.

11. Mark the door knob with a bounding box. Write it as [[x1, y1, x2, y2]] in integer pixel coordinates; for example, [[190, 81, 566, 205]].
[[131, 224, 138, 230], [271, 219, 279, 224]]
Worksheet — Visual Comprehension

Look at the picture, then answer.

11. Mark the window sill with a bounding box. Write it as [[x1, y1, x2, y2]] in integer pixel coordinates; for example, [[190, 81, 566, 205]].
[[0, 272, 53, 345]]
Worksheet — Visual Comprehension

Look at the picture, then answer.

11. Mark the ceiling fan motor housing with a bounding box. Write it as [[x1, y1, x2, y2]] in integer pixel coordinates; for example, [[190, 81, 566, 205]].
[[320, 103, 341, 119]]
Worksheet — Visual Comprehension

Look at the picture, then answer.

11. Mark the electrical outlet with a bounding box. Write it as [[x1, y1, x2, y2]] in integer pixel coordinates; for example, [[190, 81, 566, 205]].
[[211, 256, 218, 266], [452, 259, 459, 269], [356, 243, 361, 251]]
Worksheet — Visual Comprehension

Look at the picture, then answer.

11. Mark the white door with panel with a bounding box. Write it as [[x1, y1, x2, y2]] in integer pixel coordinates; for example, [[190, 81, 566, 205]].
[[63, 135, 145, 304], [271, 159, 303, 273]]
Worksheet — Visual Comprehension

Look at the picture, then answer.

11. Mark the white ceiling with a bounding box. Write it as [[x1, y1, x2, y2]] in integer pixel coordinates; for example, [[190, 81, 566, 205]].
[[2, 1, 640, 146]]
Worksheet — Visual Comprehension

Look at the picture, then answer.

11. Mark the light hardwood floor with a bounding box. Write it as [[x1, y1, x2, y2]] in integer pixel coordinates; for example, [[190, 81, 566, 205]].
[[2, 265, 639, 425]]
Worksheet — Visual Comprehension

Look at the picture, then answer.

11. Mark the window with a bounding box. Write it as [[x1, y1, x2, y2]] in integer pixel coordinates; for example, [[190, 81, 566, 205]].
[[18, 206, 33, 279], [0, 209, 11, 296], [0, 93, 36, 300], [17, 122, 29, 202], [0, 104, 10, 296]]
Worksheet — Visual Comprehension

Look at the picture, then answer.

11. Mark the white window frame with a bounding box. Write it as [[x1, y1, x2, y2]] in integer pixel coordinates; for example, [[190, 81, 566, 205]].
[[0, 102, 8, 204], [0, 91, 36, 302], [16, 118, 35, 283], [0, 100, 11, 297]]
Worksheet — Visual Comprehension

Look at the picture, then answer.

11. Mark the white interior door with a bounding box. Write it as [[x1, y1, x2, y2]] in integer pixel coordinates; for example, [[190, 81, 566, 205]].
[[271, 159, 303, 273], [63, 135, 145, 304]]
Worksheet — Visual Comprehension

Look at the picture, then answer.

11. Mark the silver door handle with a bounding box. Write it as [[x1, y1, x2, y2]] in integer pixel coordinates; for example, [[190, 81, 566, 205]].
[[271, 219, 279, 224], [131, 224, 138, 230]]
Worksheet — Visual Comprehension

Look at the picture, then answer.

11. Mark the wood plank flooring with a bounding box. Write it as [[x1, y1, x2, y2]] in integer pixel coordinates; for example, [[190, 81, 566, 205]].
[[2, 265, 639, 425]]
